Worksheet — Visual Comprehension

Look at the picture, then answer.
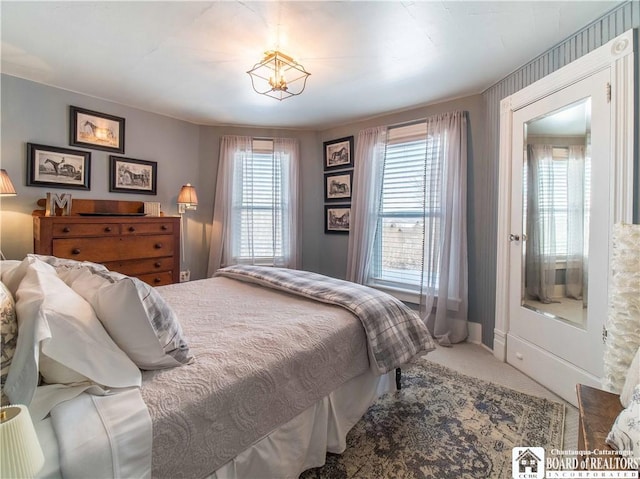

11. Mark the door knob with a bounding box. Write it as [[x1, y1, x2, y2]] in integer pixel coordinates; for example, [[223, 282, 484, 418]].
[[509, 234, 520, 242]]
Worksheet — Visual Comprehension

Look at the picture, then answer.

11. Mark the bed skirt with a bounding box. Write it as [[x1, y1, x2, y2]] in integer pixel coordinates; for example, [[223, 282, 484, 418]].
[[210, 369, 396, 479], [34, 370, 395, 479]]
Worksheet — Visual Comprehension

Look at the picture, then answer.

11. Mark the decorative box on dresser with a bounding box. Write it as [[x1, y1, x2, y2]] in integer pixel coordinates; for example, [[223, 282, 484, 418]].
[[33, 199, 180, 286]]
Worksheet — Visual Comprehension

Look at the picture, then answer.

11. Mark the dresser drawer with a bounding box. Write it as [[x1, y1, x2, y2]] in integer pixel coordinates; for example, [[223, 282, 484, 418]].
[[53, 237, 121, 262], [136, 271, 174, 287], [121, 222, 174, 235], [52, 235, 174, 262], [52, 222, 120, 238], [119, 235, 174, 260], [102, 257, 174, 276]]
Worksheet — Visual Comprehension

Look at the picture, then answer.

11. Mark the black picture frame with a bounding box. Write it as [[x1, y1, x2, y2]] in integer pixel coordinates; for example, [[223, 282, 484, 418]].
[[324, 170, 352, 202], [70, 105, 125, 154], [109, 156, 157, 195], [323, 136, 354, 170], [324, 204, 350, 234], [26, 143, 91, 190]]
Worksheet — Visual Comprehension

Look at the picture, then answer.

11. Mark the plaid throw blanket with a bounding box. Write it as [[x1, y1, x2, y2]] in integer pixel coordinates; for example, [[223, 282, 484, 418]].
[[215, 265, 436, 374]]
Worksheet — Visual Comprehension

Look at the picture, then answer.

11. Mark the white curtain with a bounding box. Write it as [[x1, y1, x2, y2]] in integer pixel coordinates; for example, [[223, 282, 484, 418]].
[[346, 113, 468, 346], [207, 136, 299, 276], [346, 127, 387, 283], [525, 144, 557, 303], [274, 138, 301, 269], [566, 145, 586, 302], [419, 111, 468, 346]]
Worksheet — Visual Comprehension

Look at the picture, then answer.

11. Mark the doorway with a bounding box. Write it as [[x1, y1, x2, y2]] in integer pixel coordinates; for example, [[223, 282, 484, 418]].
[[494, 29, 635, 406]]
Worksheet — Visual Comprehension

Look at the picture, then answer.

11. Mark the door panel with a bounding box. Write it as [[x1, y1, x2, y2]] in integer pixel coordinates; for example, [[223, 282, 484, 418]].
[[506, 69, 610, 404]]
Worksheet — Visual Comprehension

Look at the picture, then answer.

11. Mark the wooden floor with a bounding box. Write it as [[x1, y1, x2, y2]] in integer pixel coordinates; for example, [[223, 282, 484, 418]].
[[423, 341, 579, 449]]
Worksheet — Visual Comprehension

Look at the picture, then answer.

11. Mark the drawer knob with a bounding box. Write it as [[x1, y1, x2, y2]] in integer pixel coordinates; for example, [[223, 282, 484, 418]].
[[161, 225, 168, 230], [71, 248, 81, 255], [63, 227, 71, 233], [129, 226, 136, 232], [104, 226, 112, 233], [154, 262, 162, 268], [154, 243, 163, 249], [153, 277, 162, 284]]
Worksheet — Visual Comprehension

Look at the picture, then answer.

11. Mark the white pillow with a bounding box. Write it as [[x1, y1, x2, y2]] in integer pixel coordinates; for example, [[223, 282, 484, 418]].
[[621, 347, 640, 408], [0, 255, 107, 299], [606, 384, 640, 461], [59, 267, 193, 370], [1, 256, 36, 298], [4, 259, 141, 406]]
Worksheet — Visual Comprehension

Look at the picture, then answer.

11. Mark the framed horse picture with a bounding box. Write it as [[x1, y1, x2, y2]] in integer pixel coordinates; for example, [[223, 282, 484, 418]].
[[323, 136, 354, 170], [324, 205, 350, 234], [70, 106, 125, 153], [109, 156, 157, 195], [26, 143, 91, 190], [324, 170, 352, 202]]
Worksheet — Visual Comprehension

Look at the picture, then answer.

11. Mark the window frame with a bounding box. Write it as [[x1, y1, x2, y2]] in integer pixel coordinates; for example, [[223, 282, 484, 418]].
[[366, 125, 442, 299], [231, 139, 288, 265]]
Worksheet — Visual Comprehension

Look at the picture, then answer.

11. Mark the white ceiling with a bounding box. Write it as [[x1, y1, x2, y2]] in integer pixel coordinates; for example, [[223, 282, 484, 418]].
[[1, 1, 622, 130]]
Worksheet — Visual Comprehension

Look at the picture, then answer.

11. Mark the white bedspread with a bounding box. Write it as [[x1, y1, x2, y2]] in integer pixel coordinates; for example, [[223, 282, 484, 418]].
[[145, 277, 370, 478]]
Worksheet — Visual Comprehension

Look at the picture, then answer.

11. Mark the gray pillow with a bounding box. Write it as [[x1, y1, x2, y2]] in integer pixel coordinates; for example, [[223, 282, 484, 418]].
[[0, 281, 17, 405]]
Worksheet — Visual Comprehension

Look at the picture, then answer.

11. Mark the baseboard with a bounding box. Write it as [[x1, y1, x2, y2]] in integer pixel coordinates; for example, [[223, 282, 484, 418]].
[[467, 321, 482, 345]]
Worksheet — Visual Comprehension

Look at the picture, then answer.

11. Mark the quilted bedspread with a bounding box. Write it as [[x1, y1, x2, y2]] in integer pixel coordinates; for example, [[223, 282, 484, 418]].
[[143, 268, 434, 478], [143, 276, 369, 478], [216, 265, 436, 374]]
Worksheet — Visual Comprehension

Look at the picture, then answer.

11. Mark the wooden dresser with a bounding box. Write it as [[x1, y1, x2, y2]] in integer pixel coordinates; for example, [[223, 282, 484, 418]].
[[33, 199, 180, 286], [576, 384, 623, 470]]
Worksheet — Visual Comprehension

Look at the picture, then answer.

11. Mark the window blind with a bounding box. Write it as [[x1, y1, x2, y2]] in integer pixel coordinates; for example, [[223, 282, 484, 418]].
[[232, 140, 287, 264], [369, 123, 442, 291]]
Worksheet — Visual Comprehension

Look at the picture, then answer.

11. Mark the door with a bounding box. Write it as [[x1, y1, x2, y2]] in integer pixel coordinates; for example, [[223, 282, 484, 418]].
[[506, 69, 610, 405]]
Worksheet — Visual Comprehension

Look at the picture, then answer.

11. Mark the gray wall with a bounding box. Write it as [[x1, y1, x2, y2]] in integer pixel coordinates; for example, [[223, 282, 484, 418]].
[[0, 74, 203, 275], [0, 78, 323, 281]]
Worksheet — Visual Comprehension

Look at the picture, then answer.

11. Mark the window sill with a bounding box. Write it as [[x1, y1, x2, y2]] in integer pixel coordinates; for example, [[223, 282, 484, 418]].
[[367, 282, 462, 312], [367, 282, 420, 305]]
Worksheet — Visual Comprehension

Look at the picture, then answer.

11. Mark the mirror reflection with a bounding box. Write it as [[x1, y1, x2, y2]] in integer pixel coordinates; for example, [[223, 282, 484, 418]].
[[522, 99, 591, 326]]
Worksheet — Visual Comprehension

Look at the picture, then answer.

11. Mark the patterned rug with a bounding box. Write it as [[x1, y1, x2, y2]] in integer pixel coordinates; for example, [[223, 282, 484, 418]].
[[300, 358, 564, 479]]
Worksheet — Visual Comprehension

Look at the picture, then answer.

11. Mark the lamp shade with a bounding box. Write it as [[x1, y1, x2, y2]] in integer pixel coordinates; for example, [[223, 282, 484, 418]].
[[0, 405, 45, 479], [177, 184, 198, 207], [0, 169, 17, 196]]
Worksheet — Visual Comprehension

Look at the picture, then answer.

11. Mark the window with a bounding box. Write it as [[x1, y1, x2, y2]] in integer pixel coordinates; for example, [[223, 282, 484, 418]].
[[231, 139, 290, 265], [368, 123, 442, 292]]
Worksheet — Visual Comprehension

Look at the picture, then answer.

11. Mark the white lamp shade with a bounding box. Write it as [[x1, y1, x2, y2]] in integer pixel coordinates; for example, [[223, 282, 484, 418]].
[[0, 405, 44, 479], [0, 169, 17, 196], [177, 183, 198, 207]]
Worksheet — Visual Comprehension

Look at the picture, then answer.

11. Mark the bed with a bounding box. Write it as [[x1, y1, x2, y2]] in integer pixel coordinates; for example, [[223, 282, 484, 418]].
[[1, 255, 435, 479]]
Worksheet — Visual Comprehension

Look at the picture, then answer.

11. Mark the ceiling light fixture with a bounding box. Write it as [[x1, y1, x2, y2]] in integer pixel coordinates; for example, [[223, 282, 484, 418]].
[[247, 50, 310, 101]]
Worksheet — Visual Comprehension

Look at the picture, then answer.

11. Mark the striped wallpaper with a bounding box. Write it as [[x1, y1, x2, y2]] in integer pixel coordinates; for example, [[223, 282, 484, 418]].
[[477, 1, 639, 347]]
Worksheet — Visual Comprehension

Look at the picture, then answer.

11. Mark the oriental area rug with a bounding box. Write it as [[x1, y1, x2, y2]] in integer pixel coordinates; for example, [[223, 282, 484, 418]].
[[300, 358, 564, 479]]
